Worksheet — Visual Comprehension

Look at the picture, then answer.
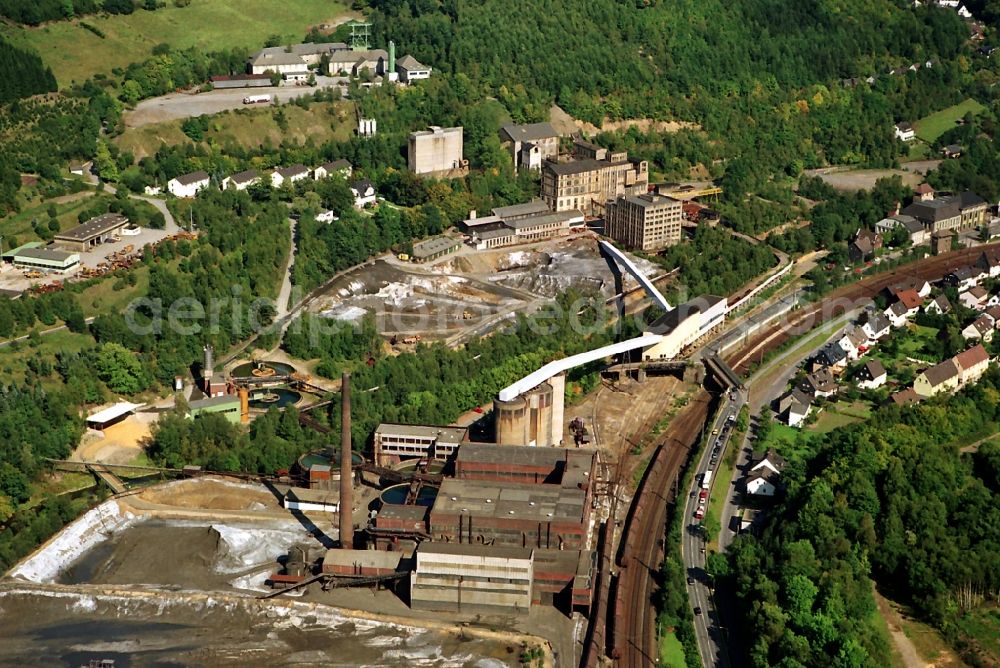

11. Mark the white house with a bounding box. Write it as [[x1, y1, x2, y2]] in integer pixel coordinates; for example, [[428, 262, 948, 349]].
[[799, 368, 839, 398], [924, 294, 952, 315], [396, 54, 432, 83], [350, 179, 377, 208], [895, 122, 916, 142], [958, 5, 973, 18], [271, 164, 311, 188], [855, 359, 887, 390], [143, 185, 162, 196], [778, 388, 812, 428], [962, 315, 995, 342], [746, 470, 779, 497], [313, 159, 352, 180], [837, 326, 869, 361], [316, 210, 338, 223], [750, 449, 787, 476], [960, 285, 989, 310], [885, 301, 911, 328], [167, 170, 210, 198], [859, 310, 892, 341], [222, 169, 261, 191]]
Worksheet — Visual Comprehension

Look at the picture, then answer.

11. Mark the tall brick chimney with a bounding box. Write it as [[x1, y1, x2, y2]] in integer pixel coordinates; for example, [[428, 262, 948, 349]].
[[339, 372, 353, 548]]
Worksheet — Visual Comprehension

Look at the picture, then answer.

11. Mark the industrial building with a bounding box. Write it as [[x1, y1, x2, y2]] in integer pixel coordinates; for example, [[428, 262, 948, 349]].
[[901, 191, 988, 233], [605, 192, 684, 251], [429, 477, 590, 550], [466, 208, 583, 251], [322, 548, 407, 577], [411, 543, 534, 613], [499, 122, 560, 172], [540, 141, 648, 215], [408, 126, 466, 176], [373, 423, 468, 466], [283, 487, 340, 514], [411, 236, 460, 263], [641, 295, 727, 360], [54, 213, 129, 252], [395, 54, 431, 82], [8, 246, 80, 273], [494, 372, 565, 447], [187, 395, 241, 423], [209, 74, 272, 88], [456, 443, 597, 492]]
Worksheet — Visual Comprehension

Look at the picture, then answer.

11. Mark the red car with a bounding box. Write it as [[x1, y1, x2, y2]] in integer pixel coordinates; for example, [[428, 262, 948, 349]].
[[694, 508, 705, 520], [699, 490, 708, 500], [473, 406, 484, 414]]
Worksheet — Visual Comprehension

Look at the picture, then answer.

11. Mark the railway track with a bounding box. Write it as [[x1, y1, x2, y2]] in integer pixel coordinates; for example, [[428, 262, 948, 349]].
[[614, 389, 711, 667], [607, 244, 994, 667]]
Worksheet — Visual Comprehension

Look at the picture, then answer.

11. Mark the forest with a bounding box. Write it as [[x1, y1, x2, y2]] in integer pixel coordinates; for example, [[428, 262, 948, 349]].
[[724, 369, 1000, 667], [0, 36, 56, 103]]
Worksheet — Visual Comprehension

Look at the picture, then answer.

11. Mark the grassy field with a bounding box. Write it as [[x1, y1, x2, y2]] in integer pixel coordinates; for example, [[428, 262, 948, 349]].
[[75, 265, 151, 318], [0, 329, 93, 385], [658, 630, 686, 667], [915, 99, 986, 143], [1, 0, 352, 87], [0, 192, 100, 246], [115, 101, 356, 159], [955, 605, 1000, 660]]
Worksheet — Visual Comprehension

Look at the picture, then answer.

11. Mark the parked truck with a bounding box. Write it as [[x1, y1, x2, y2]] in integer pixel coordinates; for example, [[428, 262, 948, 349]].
[[243, 94, 271, 105]]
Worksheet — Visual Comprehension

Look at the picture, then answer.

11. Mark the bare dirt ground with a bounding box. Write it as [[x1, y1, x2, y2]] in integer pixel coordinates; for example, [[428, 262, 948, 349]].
[[875, 589, 966, 668], [902, 160, 944, 175], [74, 417, 150, 464], [549, 104, 700, 136], [806, 167, 924, 192]]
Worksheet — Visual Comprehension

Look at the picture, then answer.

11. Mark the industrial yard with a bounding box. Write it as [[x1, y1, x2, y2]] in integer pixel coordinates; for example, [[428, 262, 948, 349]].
[[308, 236, 662, 344]]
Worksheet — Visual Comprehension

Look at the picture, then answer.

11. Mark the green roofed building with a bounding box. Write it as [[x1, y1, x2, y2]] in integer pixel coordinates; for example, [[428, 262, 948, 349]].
[[188, 395, 241, 423], [10, 246, 80, 273]]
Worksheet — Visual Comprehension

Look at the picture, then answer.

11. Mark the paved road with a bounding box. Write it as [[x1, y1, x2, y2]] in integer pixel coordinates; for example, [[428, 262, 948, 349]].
[[679, 389, 744, 668], [86, 176, 180, 234], [275, 219, 297, 320]]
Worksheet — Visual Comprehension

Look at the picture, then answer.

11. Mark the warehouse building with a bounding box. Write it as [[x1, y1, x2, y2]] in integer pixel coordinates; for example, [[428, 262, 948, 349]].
[[373, 423, 468, 466], [605, 192, 683, 251], [411, 542, 534, 614], [411, 236, 460, 263], [499, 122, 560, 172], [429, 478, 590, 550], [322, 548, 408, 577], [54, 213, 129, 252], [187, 395, 241, 423], [11, 247, 80, 273], [283, 487, 340, 514], [408, 126, 465, 176]]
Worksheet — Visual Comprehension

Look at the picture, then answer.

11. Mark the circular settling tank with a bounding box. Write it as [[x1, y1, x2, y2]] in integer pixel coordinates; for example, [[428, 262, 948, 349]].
[[379, 483, 439, 507], [248, 388, 301, 409], [297, 449, 364, 471], [231, 360, 296, 379]]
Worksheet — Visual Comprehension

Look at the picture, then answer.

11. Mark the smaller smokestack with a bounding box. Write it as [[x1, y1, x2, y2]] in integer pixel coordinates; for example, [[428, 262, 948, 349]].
[[339, 373, 353, 548]]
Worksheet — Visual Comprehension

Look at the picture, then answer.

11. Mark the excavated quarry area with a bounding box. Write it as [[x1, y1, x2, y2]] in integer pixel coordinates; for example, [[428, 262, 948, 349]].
[[1, 477, 526, 667], [310, 237, 662, 341]]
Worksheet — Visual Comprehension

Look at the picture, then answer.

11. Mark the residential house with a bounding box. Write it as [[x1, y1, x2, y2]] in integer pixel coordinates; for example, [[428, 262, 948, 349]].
[[778, 388, 813, 427], [750, 449, 787, 476], [838, 326, 870, 360], [859, 309, 892, 341], [855, 359, 887, 390], [895, 122, 916, 141], [959, 285, 989, 310], [350, 180, 377, 208], [944, 265, 982, 292], [315, 210, 338, 223], [143, 185, 161, 196], [894, 289, 925, 315], [876, 214, 928, 246], [891, 388, 923, 406], [271, 165, 311, 188], [745, 469, 780, 497], [959, 5, 973, 18], [914, 183, 935, 202], [891, 278, 932, 299], [914, 359, 961, 397], [924, 294, 952, 315], [962, 315, 995, 342], [167, 170, 210, 198], [848, 228, 883, 262], [956, 344, 990, 386], [799, 367, 839, 398], [986, 305, 1000, 322], [222, 169, 260, 191], [395, 54, 432, 82], [814, 342, 849, 372], [942, 144, 963, 159], [313, 160, 352, 180], [884, 300, 912, 328], [975, 249, 1000, 278]]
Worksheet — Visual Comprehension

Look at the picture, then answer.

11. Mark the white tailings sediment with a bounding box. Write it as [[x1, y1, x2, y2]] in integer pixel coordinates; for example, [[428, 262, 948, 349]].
[[8, 499, 134, 583]]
